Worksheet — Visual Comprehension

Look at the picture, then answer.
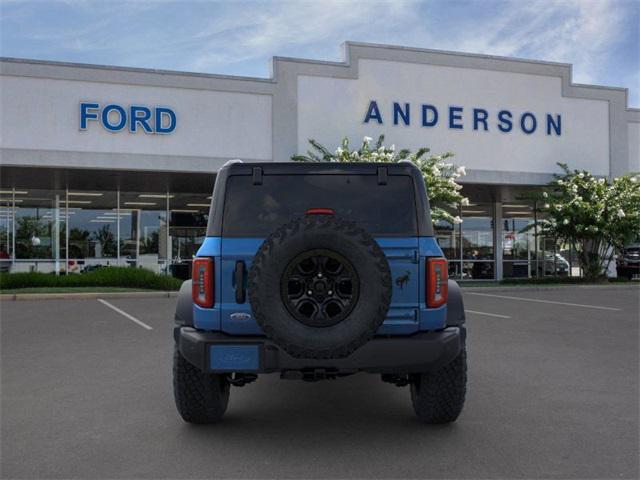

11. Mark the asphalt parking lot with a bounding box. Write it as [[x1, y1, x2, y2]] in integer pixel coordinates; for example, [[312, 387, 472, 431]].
[[1, 285, 638, 479]]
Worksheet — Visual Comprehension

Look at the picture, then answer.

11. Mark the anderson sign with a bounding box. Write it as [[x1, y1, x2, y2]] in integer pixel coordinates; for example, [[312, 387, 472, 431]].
[[363, 100, 562, 136]]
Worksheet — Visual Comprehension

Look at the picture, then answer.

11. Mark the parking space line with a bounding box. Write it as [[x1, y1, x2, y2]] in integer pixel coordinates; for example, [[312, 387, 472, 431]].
[[97, 299, 153, 330], [466, 292, 621, 311], [466, 309, 511, 319]]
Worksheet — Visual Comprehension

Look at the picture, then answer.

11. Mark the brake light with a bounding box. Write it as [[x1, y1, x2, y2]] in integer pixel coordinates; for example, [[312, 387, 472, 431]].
[[427, 257, 448, 308], [192, 257, 214, 308], [306, 208, 335, 215]]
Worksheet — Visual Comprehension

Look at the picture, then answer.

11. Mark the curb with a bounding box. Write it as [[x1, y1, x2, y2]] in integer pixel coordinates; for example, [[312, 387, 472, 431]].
[[461, 283, 639, 292], [0, 291, 179, 301]]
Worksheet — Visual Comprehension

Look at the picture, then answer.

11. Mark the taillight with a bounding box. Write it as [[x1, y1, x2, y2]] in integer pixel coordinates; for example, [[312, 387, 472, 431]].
[[427, 257, 448, 308], [192, 257, 214, 308]]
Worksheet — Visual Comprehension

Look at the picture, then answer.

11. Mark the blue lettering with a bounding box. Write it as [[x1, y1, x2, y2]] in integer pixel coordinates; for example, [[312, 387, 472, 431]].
[[80, 102, 99, 130], [473, 108, 489, 131], [520, 112, 537, 134], [393, 102, 410, 126], [130, 105, 153, 133], [363, 100, 383, 124], [101, 104, 127, 132], [546, 114, 561, 136], [497, 110, 513, 132], [421, 104, 438, 127], [449, 106, 463, 129], [155, 107, 176, 134]]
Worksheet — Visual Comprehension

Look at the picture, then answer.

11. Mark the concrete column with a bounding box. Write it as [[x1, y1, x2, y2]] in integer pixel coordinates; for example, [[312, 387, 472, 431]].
[[495, 201, 503, 281]]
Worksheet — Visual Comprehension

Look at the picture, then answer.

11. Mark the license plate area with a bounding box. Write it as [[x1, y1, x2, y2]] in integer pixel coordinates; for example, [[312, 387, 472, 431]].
[[209, 344, 260, 372]]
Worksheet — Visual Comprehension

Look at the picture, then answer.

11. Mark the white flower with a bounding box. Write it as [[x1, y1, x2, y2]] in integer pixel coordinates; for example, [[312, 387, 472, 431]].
[[544, 203, 550, 209], [335, 147, 343, 156], [631, 176, 638, 183], [617, 209, 625, 218], [460, 197, 470, 206], [456, 166, 467, 176], [555, 205, 563, 211], [542, 191, 548, 198], [563, 219, 569, 225], [453, 216, 462, 224], [557, 179, 564, 185], [363, 136, 372, 144], [389, 144, 395, 151], [578, 172, 584, 178], [350, 151, 359, 159]]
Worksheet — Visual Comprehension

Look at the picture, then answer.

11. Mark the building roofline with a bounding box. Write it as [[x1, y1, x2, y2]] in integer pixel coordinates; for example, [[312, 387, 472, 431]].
[[0, 40, 636, 110]]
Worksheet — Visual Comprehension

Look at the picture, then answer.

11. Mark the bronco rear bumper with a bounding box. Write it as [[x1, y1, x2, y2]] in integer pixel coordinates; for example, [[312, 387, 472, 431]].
[[175, 326, 464, 375]]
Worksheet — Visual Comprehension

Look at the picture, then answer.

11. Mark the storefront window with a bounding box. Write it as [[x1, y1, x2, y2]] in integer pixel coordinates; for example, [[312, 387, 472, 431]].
[[66, 191, 118, 272], [502, 203, 535, 278], [169, 192, 209, 258], [120, 192, 169, 273], [461, 204, 494, 279], [11, 189, 66, 272], [0, 193, 14, 272], [434, 203, 462, 279]]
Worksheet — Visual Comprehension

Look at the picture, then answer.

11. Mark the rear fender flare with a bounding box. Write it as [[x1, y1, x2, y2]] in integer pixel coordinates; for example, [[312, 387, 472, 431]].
[[446, 280, 465, 327], [175, 280, 193, 327]]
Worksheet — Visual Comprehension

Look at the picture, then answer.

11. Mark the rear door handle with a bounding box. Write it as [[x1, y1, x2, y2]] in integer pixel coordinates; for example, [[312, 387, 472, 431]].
[[234, 260, 246, 304]]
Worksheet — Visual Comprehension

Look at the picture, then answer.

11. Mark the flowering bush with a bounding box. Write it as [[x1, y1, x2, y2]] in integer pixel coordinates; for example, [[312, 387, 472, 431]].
[[292, 135, 468, 224], [536, 163, 640, 279]]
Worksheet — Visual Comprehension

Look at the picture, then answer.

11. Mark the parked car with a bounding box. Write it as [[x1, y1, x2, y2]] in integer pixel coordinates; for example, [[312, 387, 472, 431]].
[[538, 252, 569, 276], [173, 161, 467, 424], [0, 250, 11, 273], [617, 244, 640, 280]]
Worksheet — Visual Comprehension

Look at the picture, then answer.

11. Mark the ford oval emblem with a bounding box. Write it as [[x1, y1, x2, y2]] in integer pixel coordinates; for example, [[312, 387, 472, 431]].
[[230, 312, 252, 321]]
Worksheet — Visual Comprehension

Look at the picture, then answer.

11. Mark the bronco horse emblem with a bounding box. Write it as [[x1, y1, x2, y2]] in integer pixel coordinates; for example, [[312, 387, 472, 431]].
[[395, 271, 411, 290]]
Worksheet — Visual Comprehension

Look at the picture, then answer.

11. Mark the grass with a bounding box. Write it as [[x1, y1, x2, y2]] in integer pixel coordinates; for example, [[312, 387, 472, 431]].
[[0, 267, 183, 291], [0, 287, 162, 294]]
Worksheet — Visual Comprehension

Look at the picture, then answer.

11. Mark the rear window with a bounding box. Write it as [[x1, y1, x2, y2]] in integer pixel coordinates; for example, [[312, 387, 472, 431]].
[[222, 174, 418, 236]]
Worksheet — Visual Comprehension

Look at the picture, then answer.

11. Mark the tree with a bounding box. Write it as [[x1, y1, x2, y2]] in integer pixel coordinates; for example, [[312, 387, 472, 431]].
[[292, 135, 468, 224], [534, 163, 640, 279], [93, 225, 116, 257]]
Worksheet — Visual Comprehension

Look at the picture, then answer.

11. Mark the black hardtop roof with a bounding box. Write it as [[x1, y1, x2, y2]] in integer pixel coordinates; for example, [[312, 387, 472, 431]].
[[224, 161, 420, 176], [207, 160, 433, 237]]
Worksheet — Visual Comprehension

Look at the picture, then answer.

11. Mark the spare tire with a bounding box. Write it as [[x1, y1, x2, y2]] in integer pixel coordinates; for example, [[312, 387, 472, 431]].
[[248, 215, 392, 359]]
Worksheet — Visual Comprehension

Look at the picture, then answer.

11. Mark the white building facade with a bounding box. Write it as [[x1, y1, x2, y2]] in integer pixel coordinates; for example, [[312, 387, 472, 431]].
[[1, 42, 638, 279]]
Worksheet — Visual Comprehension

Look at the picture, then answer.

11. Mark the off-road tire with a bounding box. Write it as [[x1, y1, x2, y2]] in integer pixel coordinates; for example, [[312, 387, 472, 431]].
[[410, 347, 467, 424], [248, 215, 392, 359], [173, 343, 230, 424]]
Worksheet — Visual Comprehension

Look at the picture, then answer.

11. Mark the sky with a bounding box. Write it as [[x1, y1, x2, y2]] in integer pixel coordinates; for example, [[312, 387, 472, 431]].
[[1, 0, 639, 106]]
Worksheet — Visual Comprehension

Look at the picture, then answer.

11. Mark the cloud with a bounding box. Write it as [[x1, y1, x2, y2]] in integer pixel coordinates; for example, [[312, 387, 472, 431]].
[[1, 0, 637, 104]]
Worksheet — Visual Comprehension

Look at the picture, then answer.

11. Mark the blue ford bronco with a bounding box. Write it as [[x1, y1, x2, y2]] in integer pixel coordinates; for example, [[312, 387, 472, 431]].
[[173, 161, 467, 423]]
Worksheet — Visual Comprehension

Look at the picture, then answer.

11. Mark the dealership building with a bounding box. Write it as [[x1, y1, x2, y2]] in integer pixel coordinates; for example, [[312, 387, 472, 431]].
[[1, 42, 638, 280]]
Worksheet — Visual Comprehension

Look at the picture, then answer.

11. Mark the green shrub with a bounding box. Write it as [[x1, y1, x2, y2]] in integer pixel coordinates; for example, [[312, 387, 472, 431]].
[[0, 267, 183, 291]]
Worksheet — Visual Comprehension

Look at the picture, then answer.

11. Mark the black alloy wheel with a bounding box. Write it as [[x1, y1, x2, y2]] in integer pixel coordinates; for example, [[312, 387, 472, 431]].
[[281, 249, 359, 327]]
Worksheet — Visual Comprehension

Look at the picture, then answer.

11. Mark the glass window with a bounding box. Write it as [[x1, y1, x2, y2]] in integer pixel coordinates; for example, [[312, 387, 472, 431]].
[[502, 203, 535, 278], [433, 203, 462, 279], [170, 192, 209, 260], [0, 194, 14, 272], [120, 192, 169, 273], [66, 191, 118, 272], [14, 190, 66, 269], [222, 174, 418, 236], [462, 204, 494, 260]]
